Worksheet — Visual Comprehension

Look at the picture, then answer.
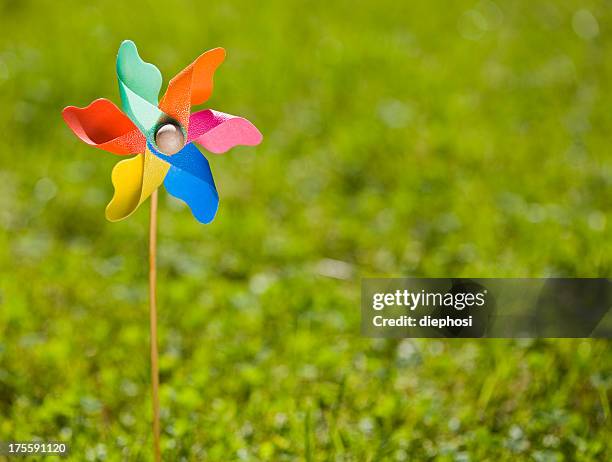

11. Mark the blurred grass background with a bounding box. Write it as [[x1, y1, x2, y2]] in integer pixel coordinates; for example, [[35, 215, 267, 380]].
[[0, 0, 611, 460]]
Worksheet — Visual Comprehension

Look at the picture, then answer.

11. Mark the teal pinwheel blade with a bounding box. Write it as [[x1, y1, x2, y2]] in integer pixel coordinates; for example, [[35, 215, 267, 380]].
[[117, 40, 166, 136]]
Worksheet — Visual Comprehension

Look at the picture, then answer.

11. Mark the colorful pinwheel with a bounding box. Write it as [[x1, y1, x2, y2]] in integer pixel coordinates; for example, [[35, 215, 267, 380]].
[[62, 40, 262, 223]]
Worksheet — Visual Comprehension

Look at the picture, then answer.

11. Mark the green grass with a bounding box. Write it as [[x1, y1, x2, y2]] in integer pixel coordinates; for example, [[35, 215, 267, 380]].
[[0, 0, 611, 460]]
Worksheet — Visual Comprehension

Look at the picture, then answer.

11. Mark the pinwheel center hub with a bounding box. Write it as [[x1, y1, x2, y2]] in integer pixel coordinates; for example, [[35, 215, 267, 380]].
[[155, 123, 185, 155]]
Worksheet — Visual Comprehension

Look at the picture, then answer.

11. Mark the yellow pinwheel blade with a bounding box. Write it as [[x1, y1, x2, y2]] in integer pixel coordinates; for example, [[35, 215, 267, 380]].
[[105, 148, 170, 222]]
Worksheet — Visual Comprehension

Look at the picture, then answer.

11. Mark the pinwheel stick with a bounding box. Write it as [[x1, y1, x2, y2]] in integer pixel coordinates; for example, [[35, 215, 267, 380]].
[[149, 189, 161, 462]]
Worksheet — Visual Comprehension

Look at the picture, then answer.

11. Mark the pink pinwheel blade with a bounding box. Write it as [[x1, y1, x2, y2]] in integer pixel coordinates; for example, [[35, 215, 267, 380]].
[[187, 109, 262, 154]]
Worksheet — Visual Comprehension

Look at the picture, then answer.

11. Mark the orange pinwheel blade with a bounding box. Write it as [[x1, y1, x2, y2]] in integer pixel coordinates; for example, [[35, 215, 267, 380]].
[[159, 48, 226, 130]]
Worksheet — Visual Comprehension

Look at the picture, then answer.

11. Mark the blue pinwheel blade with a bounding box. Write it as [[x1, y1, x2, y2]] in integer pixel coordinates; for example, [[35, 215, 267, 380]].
[[149, 142, 219, 224]]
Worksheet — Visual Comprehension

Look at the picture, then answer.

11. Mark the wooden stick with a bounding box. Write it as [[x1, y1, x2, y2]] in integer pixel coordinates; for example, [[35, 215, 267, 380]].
[[149, 189, 161, 462]]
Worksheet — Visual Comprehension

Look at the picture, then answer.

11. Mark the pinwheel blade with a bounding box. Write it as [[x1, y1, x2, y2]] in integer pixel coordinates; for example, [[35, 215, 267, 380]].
[[116, 40, 167, 136], [149, 143, 219, 224], [62, 98, 146, 155], [158, 48, 226, 131], [187, 109, 262, 154], [105, 148, 170, 222]]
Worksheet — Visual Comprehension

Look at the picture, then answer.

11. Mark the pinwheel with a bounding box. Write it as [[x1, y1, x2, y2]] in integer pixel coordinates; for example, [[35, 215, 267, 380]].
[[61, 40, 262, 461], [62, 40, 262, 224]]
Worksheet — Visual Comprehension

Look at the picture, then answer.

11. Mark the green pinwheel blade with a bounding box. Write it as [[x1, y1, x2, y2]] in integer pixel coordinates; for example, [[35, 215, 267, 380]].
[[116, 40, 165, 136]]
